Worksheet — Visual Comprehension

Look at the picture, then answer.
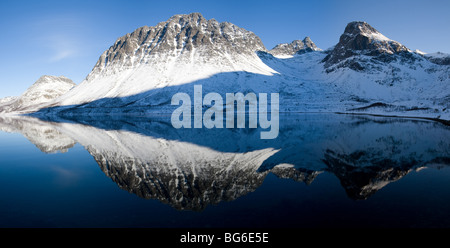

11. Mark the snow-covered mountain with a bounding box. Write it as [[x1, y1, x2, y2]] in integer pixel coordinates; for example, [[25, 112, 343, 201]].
[[322, 21, 410, 69], [39, 12, 275, 110], [0, 75, 75, 114], [4, 13, 446, 121], [269, 37, 321, 58], [317, 21, 450, 119]]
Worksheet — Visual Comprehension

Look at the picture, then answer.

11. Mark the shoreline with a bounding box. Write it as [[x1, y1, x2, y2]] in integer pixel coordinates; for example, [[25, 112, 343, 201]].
[[0, 111, 448, 126]]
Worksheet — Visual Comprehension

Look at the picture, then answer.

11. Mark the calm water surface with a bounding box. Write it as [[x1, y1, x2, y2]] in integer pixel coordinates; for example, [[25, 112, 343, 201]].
[[0, 114, 449, 228]]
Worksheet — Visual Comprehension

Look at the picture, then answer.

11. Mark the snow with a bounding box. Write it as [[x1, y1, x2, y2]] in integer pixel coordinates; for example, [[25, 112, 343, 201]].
[[0, 16, 448, 122], [363, 31, 391, 42], [273, 55, 294, 59], [0, 96, 17, 104], [0, 75, 75, 114], [0, 47, 446, 123], [414, 49, 427, 55], [425, 52, 449, 59], [43, 48, 277, 107], [19, 50, 447, 122]]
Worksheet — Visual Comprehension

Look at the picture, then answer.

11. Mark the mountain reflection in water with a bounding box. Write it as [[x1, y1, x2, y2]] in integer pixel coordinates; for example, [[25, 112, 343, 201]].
[[0, 114, 448, 211]]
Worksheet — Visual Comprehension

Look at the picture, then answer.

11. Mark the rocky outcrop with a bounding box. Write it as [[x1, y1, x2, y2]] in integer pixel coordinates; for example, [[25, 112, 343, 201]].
[[91, 12, 267, 76], [269, 37, 321, 57], [322, 21, 410, 69]]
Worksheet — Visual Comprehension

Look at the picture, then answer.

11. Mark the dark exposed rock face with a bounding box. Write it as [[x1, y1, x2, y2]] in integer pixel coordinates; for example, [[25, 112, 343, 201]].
[[323, 149, 413, 200], [322, 21, 410, 69], [269, 37, 320, 57], [92, 149, 269, 211], [91, 12, 267, 76], [425, 52, 450, 65], [270, 166, 320, 185]]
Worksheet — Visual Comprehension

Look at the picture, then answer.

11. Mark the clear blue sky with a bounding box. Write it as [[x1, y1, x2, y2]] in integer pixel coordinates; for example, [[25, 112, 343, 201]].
[[0, 0, 449, 98]]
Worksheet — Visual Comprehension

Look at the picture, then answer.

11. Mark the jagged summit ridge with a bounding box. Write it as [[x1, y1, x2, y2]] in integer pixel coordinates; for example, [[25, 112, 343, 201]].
[[91, 12, 267, 76], [269, 37, 321, 57], [323, 21, 410, 68]]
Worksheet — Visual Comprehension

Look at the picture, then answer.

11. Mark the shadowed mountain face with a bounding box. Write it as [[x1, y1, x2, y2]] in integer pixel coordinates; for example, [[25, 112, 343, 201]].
[[1, 114, 448, 210], [324, 149, 415, 200], [323, 22, 409, 62], [424, 52, 450, 65]]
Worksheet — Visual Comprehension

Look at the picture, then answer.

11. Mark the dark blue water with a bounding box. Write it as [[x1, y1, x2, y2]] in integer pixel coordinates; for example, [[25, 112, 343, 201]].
[[0, 114, 449, 228]]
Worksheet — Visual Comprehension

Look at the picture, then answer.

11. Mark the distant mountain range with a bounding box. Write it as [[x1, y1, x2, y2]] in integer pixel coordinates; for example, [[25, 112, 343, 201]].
[[0, 12, 448, 121]]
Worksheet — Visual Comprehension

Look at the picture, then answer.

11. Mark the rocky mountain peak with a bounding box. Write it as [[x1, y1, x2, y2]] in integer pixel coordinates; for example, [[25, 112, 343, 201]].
[[323, 21, 410, 69], [91, 12, 267, 74], [343, 21, 379, 37], [302, 37, 315, 47], [269, 36, 321, 57]]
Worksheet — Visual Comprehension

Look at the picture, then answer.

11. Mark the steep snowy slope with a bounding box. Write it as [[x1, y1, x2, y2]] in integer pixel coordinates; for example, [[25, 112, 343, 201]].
[[0, 75, 75, 114]]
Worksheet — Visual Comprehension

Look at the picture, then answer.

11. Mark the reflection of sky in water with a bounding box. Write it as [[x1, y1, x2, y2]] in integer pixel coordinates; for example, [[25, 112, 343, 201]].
[[0, 114, 449, 227]]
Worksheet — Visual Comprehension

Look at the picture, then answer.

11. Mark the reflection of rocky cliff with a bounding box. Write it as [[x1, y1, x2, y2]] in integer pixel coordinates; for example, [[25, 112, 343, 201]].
[[91, 149, 270, 211], [0, 116, 75, 153], [324, 152, 450, 200], [72, 125, 278, 211], [89, 151, 323, 211], [0, 114, 449, 210], [324, 149, 413, 200], [321, 120, 450, 200], [270, 166, 320, 185]]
